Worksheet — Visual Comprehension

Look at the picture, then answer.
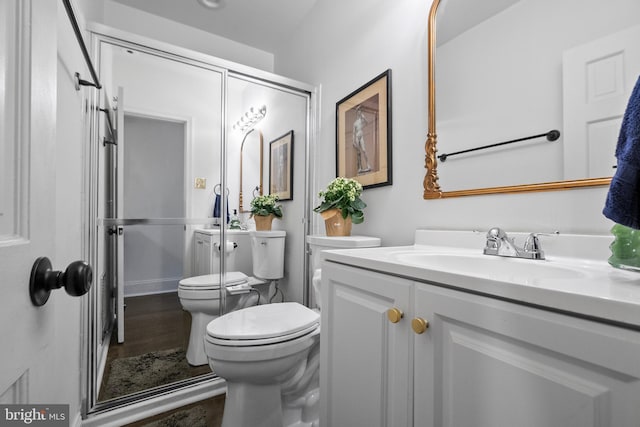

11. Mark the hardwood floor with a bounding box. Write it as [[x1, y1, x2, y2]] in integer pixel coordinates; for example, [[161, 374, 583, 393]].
[[103, 291, 194, 361], [99, 292, 219, 423]]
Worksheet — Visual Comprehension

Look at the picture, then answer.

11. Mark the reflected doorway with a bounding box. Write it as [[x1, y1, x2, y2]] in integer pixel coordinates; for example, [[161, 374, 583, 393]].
[[121, 115, 185, 300], [98, 115, 210, 402]]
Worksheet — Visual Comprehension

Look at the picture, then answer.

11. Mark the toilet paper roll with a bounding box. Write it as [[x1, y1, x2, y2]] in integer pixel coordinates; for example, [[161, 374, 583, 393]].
[[215, 241, 237, 253]]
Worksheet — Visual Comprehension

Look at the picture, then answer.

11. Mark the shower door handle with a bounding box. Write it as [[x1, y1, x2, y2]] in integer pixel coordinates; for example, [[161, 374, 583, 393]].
[[109, 226, 124, 236]]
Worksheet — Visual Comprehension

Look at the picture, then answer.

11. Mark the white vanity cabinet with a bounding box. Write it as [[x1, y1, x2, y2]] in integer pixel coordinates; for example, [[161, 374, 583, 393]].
[[193, 230, 213, 276], [321, 261, 640, 427], [320, 261, 413, 427]]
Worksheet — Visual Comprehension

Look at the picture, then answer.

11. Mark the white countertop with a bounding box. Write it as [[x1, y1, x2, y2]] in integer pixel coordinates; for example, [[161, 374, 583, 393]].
[[321, 230, 640, 329]]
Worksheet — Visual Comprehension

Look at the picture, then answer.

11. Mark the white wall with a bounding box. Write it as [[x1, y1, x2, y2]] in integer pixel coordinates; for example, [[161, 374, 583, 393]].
[[275, 0, 618, 247], [76, 0, 104, 24], [99, 0, 275, 72]]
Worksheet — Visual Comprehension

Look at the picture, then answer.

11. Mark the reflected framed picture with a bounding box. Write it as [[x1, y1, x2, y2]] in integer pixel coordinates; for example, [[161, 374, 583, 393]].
[[336, 69, 392, 189], [269, 130, 294, 201]]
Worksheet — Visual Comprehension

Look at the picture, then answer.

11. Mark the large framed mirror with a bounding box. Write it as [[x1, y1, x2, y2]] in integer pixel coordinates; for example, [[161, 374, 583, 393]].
[[424, 0, 640, 199]]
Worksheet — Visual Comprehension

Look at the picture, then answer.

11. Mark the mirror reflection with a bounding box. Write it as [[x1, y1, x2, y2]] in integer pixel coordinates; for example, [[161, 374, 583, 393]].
[[227, 78, 265, 214], [237, 129, 263, 213], [93, 39, 310, 406], [96, 41, 224, 402], [433, 0, 640, 193]]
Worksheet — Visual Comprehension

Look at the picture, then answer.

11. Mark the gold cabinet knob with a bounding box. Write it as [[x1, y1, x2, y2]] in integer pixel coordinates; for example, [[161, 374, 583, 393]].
[[387, 308, 404, 323], [412, 317, 429, 334]]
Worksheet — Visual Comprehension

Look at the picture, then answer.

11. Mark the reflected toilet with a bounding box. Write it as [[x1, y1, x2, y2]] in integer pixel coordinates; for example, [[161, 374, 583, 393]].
[[179, 232, 265, 366]]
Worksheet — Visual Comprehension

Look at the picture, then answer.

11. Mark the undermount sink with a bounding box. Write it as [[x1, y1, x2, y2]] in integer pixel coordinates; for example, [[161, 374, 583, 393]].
[[392, 251, 589, 284]]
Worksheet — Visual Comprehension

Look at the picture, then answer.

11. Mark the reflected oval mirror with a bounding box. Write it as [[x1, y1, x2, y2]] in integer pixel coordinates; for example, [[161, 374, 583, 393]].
[[237, 129, 263, 213], [424, 0, 640, 198]]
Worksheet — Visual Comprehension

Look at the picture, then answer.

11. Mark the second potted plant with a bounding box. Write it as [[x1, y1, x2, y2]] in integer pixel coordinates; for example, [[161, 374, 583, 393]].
[[250, 194, 283, 231]]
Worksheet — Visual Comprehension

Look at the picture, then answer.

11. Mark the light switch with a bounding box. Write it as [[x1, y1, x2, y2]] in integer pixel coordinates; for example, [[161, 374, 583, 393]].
[[194, 178, 207, 189]]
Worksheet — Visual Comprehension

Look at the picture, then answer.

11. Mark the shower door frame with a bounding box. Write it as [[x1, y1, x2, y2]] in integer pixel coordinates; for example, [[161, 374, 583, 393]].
[[82, 24, 318, 425]]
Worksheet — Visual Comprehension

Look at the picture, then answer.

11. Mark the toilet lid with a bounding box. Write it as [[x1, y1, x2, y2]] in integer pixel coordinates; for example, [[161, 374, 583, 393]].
[[178, 272, 248, 290], [206, 302, 320, 344]]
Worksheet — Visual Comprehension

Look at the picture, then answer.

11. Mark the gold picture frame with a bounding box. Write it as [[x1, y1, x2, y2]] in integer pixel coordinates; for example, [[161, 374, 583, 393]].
[[336, 70, 392, 189]]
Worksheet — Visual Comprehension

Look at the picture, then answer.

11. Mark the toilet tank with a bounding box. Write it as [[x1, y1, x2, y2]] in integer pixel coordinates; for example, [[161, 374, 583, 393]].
[[306, 235, 381, 310], [226, 230, 252, 275], [194, 229, 252, 275], [250, 230, 286, 280], [306, 235, 382, 272]]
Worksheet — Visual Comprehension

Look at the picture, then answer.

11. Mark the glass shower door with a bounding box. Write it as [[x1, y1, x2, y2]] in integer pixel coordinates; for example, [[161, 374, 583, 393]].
[[94, 40, 226, 404]]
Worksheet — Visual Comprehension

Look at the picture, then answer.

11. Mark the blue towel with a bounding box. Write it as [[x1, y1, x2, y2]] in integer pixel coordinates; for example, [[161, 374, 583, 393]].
[[213, 194, 221, 218], [604, 76, 640, 229], [212, 193, 230, 223]]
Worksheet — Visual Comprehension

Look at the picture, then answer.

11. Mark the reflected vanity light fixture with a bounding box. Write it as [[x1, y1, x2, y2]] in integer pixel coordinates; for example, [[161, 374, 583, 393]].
[[233, 105, 267, 133]]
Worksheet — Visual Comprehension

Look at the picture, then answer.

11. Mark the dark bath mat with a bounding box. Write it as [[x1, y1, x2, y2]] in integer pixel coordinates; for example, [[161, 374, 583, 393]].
[[101, 347, 199, 401]]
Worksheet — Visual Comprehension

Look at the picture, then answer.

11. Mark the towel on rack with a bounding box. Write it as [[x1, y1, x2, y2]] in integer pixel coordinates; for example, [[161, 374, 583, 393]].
[[213, 194, 221, 218], [212, 193, 230, 223], [604, 75, 640, 229]]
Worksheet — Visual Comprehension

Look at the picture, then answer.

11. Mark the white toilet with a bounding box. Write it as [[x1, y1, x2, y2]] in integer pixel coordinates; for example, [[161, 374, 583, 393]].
[[205, 233, 380, 427], [179, 233, 263, 366]]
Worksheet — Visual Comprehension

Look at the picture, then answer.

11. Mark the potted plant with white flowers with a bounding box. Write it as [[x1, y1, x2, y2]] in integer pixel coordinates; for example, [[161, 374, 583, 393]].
[[250, 194, 283, 231], [313, 177, 366, 236]]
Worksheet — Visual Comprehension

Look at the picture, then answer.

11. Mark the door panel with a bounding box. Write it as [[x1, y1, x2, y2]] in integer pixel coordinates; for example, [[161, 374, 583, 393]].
[[415, 284, 640, 427], [0, 0, 57, 397], [321, 262, 412, 427], [563, 24, 640, 179]]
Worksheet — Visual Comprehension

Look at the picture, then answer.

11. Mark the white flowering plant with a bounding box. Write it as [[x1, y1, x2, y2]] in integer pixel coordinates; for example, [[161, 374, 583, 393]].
[[250, 194, 283, 218], [313, 177, 366, 224]]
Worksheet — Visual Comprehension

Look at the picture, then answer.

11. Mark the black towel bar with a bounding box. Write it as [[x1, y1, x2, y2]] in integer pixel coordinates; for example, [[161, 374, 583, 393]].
[[438, 129, 561, 162]]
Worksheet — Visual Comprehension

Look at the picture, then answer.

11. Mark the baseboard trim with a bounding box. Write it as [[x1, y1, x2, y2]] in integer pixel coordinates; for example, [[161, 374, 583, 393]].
[[124, 277, 180, 297], [71, 412, 83, 427], [81, 378, 226, 427]]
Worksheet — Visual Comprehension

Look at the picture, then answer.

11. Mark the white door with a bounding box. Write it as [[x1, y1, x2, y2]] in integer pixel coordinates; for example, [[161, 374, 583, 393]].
[[0, 0, 59, 400], [563, 24, 640, 180]]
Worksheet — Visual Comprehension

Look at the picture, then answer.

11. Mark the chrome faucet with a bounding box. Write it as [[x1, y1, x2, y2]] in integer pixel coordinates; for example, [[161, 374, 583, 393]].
[[483, 228, 553, 260]]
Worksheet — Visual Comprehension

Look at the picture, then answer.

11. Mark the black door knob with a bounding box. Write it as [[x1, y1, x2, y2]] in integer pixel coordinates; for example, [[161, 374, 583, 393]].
[[29, 257, 93, 307]]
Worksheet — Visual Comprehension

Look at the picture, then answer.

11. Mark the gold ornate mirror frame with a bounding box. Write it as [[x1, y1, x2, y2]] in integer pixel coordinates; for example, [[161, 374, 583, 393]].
[[423, 0, 612, 199], [238, 129, 264, 212]]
